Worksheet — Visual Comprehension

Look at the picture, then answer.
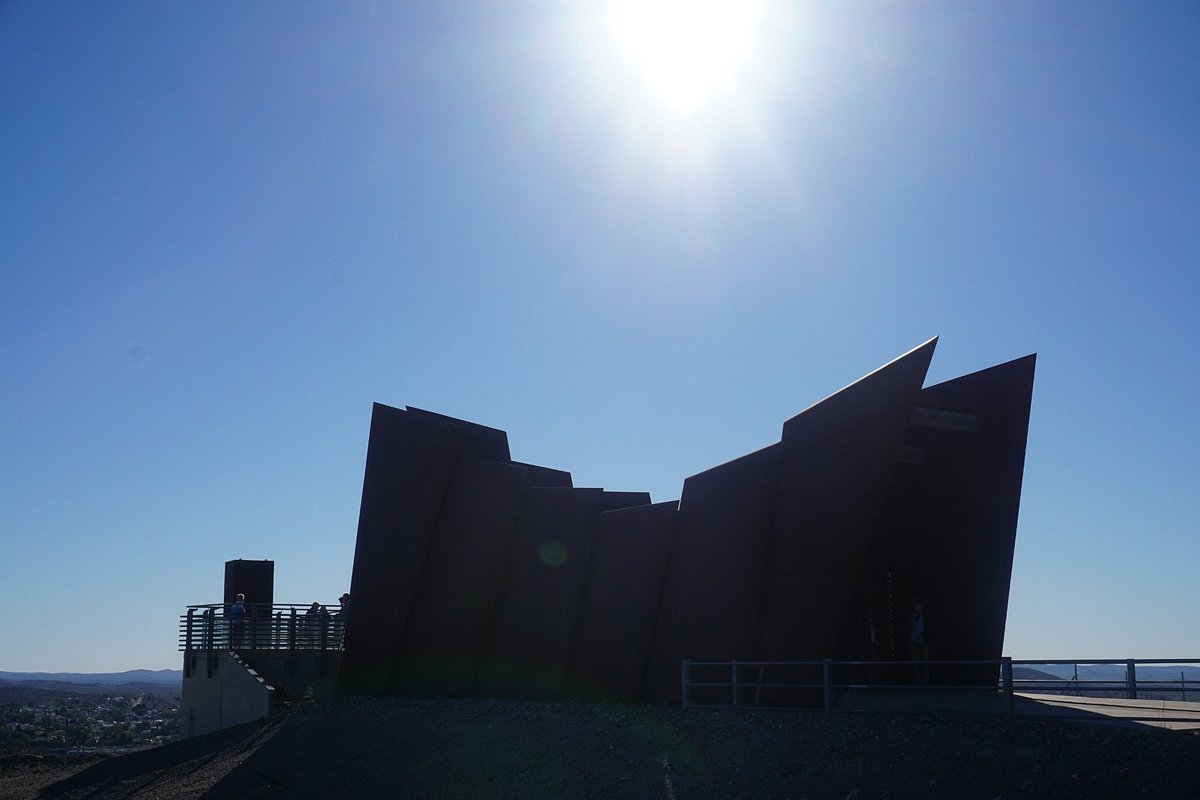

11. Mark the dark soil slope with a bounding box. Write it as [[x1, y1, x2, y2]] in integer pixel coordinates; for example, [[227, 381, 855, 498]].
[[4, 697, 1199, 799]]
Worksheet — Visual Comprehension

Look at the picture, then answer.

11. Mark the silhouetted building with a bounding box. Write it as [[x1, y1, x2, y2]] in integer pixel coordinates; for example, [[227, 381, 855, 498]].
[[339, 339, 1035, 703]]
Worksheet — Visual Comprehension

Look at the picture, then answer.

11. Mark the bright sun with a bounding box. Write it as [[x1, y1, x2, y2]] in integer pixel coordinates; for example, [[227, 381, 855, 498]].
[[602, 0, 765, 113]]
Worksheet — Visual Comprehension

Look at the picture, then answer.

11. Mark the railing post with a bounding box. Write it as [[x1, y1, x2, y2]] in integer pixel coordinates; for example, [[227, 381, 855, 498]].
[[289, 609, 297, 650], [1002, 657, 1014, 719], [250, 605, 258, 650], [732, 660, 739, 707], [823, 659, 833, 714], [681, 660, 689, 710], [1126, 659, 1137, 700]]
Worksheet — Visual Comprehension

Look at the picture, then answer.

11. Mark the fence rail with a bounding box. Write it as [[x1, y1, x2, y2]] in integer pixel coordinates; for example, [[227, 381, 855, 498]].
[[682, 657, 1200, 723], [1008, 658, 1200, 701], [178, 603, 347, 652]]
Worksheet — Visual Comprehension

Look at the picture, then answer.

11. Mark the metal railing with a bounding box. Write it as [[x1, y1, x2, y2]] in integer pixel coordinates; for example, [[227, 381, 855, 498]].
[[1009, 658, 1200, 701], [681, 657, 1200, 723], [179, 603, 347, 652]]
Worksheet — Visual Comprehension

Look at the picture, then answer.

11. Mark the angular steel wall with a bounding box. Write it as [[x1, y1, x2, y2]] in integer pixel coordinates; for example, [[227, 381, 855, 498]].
[[393, 456, 529, 695], [758, 340, 936, 665], [565, 500, 676, 700], [476, 486, 606, 699], [643, 443, 780, 702], [340, 405, 465, 695], [340, 340, 1036, 703], [853, 354, 1037, 686]]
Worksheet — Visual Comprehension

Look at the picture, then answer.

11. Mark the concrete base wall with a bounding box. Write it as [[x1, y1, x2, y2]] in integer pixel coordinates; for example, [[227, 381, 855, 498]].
[[182, 651, 277, 738], [238, 650, 343, 701]]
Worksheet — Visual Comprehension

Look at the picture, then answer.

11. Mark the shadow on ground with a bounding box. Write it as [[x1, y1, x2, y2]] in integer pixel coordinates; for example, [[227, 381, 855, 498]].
[[22, 696, 1200, 800]]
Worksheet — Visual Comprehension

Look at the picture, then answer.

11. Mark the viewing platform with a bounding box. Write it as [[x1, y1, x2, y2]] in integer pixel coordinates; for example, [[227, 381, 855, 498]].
[[179, 603, 347, 736]]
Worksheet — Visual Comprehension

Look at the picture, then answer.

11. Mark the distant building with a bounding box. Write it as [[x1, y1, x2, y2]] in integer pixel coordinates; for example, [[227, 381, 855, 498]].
[[339, 338, 1035, 703]]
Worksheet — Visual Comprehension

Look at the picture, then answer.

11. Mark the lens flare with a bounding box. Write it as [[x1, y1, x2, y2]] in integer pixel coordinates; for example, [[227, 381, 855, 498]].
[[538, 540, 568, 568], [603, 0, 764, 113]]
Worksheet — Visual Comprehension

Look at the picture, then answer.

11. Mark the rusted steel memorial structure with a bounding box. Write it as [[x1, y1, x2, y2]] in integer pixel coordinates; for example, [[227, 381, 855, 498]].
[[339, 338, 1035, 703]]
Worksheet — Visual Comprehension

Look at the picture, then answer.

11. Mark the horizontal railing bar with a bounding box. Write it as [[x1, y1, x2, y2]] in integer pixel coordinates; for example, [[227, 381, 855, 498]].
[[1012, 658, 1200, 665], [836, 683, 1003, 691], [184, 603, 349, 609], [685, 659, 1009, 667], [695, 681, 1007, 691], [681, 657, 1200, 719], [1015, 682, 1200, 688], [685, 659, 1200, 669], [178, 603, 349, 653], [688, 682, 823, 690]]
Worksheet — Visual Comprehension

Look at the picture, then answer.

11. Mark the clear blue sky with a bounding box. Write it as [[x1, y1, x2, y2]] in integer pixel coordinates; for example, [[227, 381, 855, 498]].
[[2, 2, 1197, 672]]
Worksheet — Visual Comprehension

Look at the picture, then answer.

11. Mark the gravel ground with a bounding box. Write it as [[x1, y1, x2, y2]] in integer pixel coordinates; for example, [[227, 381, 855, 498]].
[[3, 697, 1199, 799]]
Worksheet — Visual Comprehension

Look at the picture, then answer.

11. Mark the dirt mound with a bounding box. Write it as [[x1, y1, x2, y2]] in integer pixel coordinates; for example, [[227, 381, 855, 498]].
[[4, 697, 1199, 799]]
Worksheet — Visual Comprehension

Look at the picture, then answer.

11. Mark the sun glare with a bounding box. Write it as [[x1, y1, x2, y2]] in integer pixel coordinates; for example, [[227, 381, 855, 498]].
[[549, 0, 794, 185], [603, 0, 765, 113]]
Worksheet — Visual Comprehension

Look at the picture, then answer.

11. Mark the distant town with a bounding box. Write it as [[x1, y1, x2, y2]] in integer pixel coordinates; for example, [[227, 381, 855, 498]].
[[1, 672, 182, 758]]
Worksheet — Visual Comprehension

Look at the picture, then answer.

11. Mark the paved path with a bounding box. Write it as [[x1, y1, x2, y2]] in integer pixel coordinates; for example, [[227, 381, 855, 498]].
[[832, 688, 1200, 730], [1015, 692, 1200, 730]]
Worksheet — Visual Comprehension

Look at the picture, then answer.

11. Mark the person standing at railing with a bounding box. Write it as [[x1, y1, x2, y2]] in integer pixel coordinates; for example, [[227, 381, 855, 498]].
[[304, 601, 322, 648], [229, 594, 247, 649], [319, 604, 331, 648], [910, 599, 929, 684]]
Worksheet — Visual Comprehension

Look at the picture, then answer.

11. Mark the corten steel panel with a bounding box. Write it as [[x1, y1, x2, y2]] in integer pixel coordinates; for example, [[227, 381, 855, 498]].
[[643, 444, 781, 703], [224, 560, 274, 609], [755, 339, 936, 670], [858, 447, 962, 685], [392, 456, 530, 696], [600, 491, 652, 511], [404, 406, 511, 462], [837, 354, 1035, 688], [476, 487, 605, 699], [877, 354, 1034, 685], [512, 461, 574, 488], [562, 501, 678, 700], [340, 404, 465, 695], [922, 354, 1034, 658]]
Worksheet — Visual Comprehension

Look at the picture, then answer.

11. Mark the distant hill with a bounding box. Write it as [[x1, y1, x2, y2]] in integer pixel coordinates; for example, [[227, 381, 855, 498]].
[[0, 680, 178, 706], [1016, 664, 1200, 682], [0, 670, 181, 689]]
